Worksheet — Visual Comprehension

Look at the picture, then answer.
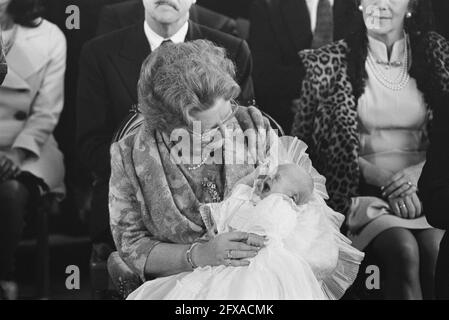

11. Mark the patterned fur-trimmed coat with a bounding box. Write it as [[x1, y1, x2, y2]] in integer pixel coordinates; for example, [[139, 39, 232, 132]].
[[291, 32, 449, 215]]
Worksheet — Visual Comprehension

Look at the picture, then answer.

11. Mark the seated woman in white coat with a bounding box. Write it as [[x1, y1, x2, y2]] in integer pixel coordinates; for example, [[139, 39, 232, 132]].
[[0, 0, 66, 300]]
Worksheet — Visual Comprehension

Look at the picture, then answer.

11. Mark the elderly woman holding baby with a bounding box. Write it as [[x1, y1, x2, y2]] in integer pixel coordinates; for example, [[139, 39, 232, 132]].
[[109, 40, 277, 283]]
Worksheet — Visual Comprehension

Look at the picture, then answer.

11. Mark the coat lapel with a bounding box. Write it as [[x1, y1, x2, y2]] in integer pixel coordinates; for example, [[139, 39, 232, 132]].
[[111, 23, 151, 103], [2, 25, 46, 90], [189, 5, 199, 23], [280, 0, 312, 51], [186, 20, 202, 41]]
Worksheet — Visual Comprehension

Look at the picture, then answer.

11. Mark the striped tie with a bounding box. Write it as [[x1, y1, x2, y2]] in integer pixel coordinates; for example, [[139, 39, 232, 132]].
[[311, 0, 334, 49]]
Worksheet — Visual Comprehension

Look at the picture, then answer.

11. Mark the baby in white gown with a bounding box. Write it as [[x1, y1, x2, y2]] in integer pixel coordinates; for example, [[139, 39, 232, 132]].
[[127, 137, 364, 300]]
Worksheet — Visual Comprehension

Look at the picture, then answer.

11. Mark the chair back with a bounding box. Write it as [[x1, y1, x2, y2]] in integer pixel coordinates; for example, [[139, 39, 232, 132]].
[[112, 109, 145, 143]]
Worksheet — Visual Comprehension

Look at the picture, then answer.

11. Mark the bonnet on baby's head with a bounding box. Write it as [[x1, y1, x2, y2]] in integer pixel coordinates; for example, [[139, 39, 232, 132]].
[[251, 135, 329, 201]]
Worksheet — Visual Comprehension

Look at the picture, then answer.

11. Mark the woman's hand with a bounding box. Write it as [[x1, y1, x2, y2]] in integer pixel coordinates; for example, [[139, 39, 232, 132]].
[[388, 192, 423, 219], [382, 169, 419, 199], [234, 106, 272, 164], [0, 152, 22, 182], [192, 231, 265, 268], [0, 148, 29, 182]]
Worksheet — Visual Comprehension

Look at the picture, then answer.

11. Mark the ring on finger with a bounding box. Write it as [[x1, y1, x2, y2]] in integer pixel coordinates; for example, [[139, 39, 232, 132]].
[[224, 259, 232, 266], [406, 182, 415, 189]]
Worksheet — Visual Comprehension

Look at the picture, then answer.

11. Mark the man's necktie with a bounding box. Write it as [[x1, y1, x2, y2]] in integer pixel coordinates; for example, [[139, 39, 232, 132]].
[[311, 0, 334, 49], [160, 39, 173, 47]]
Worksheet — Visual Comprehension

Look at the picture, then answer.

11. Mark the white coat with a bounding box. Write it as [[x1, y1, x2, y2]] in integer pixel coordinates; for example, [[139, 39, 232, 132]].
[[0, 19, 66, 193]]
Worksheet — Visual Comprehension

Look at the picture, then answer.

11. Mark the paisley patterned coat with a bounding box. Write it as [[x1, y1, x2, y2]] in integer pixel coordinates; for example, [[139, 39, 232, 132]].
[[109, 122, 254, 280], [291, 32, 449, 216]]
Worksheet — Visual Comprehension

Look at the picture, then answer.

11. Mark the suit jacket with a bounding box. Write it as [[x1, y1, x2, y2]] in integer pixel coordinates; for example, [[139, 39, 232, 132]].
[[197, 0, 254, 19], [249, 0, 357, 132], [76, 21, 254, 180], [432, 0, 449, 39], [420, 98, 449, 230], [0, 20, 66, 192], [96, 0, 239, 38], [419, 87, 449, 299]]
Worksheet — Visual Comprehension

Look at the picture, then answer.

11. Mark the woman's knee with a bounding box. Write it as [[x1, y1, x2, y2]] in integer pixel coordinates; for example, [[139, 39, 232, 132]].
[[372, 228, 420, 274], [0, 180, 29, 236], [416, 228, 444, 270], [0, 180, 29, 209], [395, 241, 421, 271]]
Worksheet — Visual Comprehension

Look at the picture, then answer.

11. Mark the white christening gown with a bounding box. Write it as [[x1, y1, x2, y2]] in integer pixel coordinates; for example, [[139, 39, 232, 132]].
[[127, 184, 364, 300]]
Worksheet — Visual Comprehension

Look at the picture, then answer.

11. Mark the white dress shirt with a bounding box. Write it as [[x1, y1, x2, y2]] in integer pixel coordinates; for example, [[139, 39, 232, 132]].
[[143, 20, 189, 51], [305, 0, 334, 33]]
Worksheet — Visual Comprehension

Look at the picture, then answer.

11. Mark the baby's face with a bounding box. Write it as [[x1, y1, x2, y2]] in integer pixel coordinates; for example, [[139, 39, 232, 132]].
[[268, 164, 314, 205]]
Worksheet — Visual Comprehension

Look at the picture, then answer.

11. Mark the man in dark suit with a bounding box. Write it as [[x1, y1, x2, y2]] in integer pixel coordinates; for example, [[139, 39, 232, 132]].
[[419, 99, 449, 299], [249, 0, 357, 132], [432, 0, 449, 39], [77, 0, 255, 246], [96, 0, 240, 37], [197, 0, 254, 19]]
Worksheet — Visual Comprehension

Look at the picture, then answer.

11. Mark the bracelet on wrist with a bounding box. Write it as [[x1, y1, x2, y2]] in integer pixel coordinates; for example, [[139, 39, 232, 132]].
[[186, 242, 200, 269]]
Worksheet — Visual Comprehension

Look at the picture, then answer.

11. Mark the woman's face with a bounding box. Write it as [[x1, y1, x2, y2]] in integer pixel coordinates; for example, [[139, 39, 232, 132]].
[[189, 98, 234, 134], [0, 0, 11, 23], [361, 0, 411, 36]]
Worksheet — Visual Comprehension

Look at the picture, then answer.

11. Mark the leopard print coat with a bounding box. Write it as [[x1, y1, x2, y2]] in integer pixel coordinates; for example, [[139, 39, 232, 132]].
[[291, 32, 449, 215]]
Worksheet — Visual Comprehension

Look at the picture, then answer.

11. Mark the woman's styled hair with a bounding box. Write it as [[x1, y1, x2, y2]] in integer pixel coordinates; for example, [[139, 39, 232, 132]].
[[138, 39, 241, 133], [347, 0, 435, 100], [7, 0, 44, 28]]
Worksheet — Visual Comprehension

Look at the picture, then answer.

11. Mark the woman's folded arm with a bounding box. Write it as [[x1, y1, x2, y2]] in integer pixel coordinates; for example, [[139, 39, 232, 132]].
[[109, 142, 195, 281]]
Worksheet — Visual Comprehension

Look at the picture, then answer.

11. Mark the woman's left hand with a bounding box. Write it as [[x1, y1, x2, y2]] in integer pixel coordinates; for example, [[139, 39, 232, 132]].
[[0, 154, 20, 182], [389, 192, 423, 219], [0, 149, 28, 181], [382, 169, 419, 200]]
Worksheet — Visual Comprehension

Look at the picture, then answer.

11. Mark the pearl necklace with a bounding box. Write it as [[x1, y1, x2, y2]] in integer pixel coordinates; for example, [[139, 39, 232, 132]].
[[185, 153, 210, 171], [367, 36, 410, 91]]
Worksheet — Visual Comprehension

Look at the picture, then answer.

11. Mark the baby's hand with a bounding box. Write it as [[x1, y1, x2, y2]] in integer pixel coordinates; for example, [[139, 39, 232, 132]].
[[229, 226, 267, 248], [247, 233, 267, 248]]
